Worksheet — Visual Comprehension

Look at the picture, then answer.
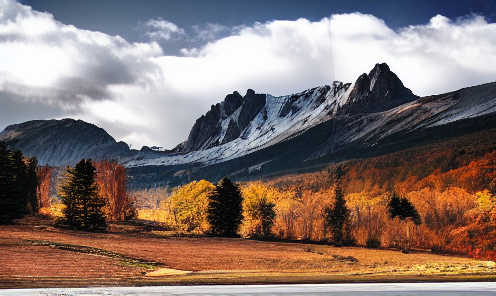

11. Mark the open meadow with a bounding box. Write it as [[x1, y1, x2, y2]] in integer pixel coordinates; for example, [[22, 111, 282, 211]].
[[1, 215, 495, 288]]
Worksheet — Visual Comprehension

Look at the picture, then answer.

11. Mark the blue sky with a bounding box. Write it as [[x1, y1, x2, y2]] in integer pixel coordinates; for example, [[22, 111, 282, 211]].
[[2, 0, 496, 149]]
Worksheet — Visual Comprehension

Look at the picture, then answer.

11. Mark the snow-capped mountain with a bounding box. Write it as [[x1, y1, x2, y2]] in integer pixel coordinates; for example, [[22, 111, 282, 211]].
[[122, 63, 418, 168], [1, 62, 495, 187], [124, 63, 496, 186]]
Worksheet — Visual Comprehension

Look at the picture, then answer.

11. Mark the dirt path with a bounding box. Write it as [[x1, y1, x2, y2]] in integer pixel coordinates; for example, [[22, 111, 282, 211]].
[[1, 216, 495, 288]]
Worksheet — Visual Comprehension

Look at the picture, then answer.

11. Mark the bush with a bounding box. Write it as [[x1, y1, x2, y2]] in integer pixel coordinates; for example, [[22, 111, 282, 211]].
[[366, 238, 381, 249]]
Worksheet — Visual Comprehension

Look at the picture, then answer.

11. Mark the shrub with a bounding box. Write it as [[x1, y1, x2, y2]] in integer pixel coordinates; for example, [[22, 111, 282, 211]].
[[366, 238, 381, 249]]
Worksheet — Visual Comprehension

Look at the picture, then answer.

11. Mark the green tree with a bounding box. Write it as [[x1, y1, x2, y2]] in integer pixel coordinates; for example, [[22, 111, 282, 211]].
[[26, 157, 39, 213], [388, 192, 421, 225], [251, 199, 276, 238], [324, 166, 353, 246], [206, 177, 243, 237], [60, 159, 107, 231], [0, 143, 33, 224]]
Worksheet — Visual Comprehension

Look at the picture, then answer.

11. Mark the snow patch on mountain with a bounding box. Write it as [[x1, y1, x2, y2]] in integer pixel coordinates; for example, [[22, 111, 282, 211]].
[[123, 83, 353, 168]]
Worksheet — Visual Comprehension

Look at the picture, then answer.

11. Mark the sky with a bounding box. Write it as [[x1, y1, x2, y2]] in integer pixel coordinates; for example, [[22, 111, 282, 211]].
[[1, 0, 495, 149]]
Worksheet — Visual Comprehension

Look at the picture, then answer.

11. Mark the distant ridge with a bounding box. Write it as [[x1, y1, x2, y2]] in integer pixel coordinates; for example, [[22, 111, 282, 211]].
[[0, 119, 131, 166]]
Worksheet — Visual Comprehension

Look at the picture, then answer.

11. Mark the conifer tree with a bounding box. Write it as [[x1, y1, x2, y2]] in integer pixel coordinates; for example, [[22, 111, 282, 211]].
[[61, 159, 107, 231], [0, 143, 36, 223], [388, 192, 421, 225], [206, 177, 243, 237], [324, 166, 353, 246], [26, 157, 39, 213]]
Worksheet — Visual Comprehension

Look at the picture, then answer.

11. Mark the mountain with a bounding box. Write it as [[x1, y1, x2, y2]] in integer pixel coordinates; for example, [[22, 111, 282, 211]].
[[176, 63, 417, 155], [0, 119, 131, 166], [125, 63, 496, 187], [1, 63, 495, 188]]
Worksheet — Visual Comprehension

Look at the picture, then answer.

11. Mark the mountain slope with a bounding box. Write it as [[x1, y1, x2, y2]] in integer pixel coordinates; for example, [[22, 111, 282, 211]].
[[0, 119, 131, 166], [124, 65, 496, 187], [125, 63, 421, 168]]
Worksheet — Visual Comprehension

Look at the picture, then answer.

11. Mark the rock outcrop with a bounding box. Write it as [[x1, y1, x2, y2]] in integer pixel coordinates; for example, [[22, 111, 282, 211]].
[[181, 89, 266, 152], [339, 63, 418, 114]]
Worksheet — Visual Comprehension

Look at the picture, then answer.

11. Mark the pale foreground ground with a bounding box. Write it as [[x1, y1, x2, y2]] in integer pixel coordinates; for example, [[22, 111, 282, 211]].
[[3, 283, 496, 296]]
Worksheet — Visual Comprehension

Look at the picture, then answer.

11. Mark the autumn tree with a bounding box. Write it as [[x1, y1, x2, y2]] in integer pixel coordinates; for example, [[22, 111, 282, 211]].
[[94, 160, 131, 221], [168, 180, 215, 232], [324, 166, 353, 246], [36, 166, 53, 210], [242, 182, 277, 238], [60, 159, 107, 231], [207, 177, 243, 237]]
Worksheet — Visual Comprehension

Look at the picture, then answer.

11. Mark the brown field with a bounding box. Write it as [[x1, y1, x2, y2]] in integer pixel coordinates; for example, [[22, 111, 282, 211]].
[[1, 216, 495, 288]]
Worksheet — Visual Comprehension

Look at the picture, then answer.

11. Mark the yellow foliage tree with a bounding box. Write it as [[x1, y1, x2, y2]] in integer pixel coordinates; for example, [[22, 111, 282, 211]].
[[166, 180, 215, 232], [241, 182, 279, 237]]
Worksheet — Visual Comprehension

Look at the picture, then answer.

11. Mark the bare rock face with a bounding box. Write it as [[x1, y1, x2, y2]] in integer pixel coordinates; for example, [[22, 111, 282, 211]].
[[0, 119, 130, 166], [181, 89, 266, 152], [340, 63, 418, 114]]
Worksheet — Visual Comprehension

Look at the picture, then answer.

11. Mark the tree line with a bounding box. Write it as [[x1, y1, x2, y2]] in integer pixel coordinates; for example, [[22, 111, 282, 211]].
[[0, 143, 130, 231], [0, 142, 38, 224]]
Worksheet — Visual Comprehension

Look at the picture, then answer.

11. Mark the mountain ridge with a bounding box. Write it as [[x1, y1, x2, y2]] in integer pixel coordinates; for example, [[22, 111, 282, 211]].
[[1, 63, 495, 188], [0, 118, 131, 166]]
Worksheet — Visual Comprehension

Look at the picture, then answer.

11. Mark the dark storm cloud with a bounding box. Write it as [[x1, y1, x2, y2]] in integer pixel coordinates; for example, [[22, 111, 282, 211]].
[[0, 0, 163, 106]]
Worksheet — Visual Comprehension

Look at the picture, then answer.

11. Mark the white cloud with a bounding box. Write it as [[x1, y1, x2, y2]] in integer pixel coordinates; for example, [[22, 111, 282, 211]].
[[144, 18, 185, 41], [1, 0, 496, 150]]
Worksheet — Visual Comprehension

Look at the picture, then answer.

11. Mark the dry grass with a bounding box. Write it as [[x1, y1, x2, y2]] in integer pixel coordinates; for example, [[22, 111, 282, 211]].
[[1, 216, 495, 288]]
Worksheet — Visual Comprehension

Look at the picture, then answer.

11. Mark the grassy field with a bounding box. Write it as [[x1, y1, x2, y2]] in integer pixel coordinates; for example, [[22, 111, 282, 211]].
[[1, 215, 495, 288]]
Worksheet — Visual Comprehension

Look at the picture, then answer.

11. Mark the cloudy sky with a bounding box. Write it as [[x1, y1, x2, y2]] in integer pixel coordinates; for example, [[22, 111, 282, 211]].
[[1, 0, 495, 149]]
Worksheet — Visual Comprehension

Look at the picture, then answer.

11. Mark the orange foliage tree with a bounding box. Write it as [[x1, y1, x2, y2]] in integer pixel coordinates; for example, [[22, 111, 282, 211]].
[[36, 166, 52, 211], [94, 160, 131, 221]]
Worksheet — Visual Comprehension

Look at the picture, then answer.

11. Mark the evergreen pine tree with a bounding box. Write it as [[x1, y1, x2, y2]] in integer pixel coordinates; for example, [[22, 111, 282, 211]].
[[256, 199, 276, 238], [206, 177, 243, 237], [324, 166, 353, 246], [11, 150, 29, 217], [26, 157, 39, 213], [0, 143, 33, 223], [388, 192, 421, 225], [0, 142, 16, 224], [61, 159, 107, 231]]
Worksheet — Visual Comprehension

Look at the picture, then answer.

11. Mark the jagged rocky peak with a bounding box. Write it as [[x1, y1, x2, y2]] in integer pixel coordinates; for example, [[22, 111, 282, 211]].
[[341, 63, 418, 114], [181, 89, 267, 152]]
